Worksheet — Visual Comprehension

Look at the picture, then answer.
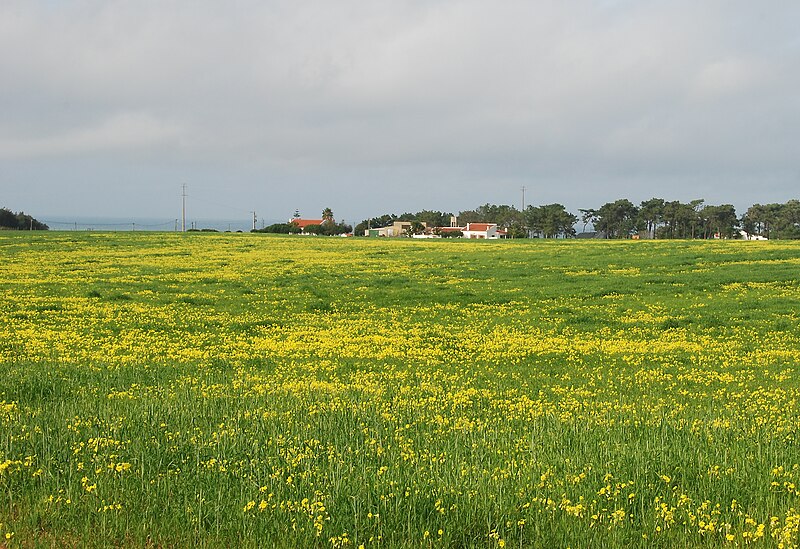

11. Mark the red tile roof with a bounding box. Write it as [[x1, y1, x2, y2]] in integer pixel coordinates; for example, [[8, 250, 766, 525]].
[[290, 218, 324, 229], [465, 223, 495, 232]]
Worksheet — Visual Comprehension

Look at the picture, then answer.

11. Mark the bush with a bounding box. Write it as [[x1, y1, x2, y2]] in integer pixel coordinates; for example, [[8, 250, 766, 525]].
[[253, 223, 302, 234], [440, 230, 463, 238]]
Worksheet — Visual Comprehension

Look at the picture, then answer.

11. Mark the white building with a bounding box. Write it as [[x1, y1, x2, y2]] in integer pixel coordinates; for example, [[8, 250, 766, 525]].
[[460, 223, 507, 239], [365, 221, 428, 237], [739, 230, 768, 240]]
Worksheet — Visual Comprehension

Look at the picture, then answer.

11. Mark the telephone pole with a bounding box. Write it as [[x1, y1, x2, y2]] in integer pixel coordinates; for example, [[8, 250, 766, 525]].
[[521, 186, 526, 211], [181, 184, 187, 232], [251, 211, 257, 231]]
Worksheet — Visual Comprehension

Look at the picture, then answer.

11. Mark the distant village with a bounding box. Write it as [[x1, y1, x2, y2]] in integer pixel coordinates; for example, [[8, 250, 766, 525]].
[[289, 216, 508, 240], [257, 198, 800, 240]]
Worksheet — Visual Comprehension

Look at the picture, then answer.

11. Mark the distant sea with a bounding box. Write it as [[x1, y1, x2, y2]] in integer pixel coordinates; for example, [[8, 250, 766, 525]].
[[39, 216, 285, 233]]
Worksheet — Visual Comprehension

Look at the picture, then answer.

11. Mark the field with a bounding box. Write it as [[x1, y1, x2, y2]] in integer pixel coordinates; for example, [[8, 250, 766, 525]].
[[1, 232, 799, 548]]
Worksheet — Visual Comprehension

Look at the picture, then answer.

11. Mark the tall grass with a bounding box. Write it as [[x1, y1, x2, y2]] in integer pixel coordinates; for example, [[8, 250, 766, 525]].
[[1, 233, 799, 547]]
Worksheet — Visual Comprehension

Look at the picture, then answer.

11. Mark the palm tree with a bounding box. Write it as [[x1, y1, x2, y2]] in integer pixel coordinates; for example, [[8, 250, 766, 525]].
[[321, 207, 334, 225]]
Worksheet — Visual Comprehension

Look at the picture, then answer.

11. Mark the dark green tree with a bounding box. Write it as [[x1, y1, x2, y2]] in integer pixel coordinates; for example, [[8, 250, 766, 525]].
[[595, 199, 638, 239], [525, 204, 577, 238], [404, 221, 426, 237], [660, 201, 700, 239], [412, 210, 452, 228], [638, 198, 665, 239], [742, 201, 800, 239], [578, 209, 597, 233], [458, 204, 523, 230], [777, 200, 800, 239], [701, 204, 738, 239], [0, 208, 17, 229]]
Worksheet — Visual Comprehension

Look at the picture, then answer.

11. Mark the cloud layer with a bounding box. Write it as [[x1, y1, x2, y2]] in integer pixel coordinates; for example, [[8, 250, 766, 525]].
[[2, 1, 799, 221]]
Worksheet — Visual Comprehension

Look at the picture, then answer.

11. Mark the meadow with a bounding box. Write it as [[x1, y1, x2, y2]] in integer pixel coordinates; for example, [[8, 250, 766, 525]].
[[1, 232, 799, 548]]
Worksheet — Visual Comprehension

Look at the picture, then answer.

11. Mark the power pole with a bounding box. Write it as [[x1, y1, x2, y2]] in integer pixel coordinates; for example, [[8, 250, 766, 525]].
[[251, 211, 257, 231], [521, 186, 526, 211], [181, 183, 187, 232]]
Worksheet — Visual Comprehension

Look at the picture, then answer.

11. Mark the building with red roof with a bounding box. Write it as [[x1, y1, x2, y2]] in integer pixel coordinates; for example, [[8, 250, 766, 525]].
[[289, 218, 324, 233], [461, 222, 505, 239]]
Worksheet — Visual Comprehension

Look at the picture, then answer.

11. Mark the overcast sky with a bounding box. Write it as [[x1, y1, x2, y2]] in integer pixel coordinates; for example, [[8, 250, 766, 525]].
[[2, 1, 799, 225]]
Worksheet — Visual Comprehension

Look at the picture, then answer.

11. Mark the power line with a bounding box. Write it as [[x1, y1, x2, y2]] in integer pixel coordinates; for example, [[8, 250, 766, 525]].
[[41, 220, 157, 227], [41, 219, 174, 229]]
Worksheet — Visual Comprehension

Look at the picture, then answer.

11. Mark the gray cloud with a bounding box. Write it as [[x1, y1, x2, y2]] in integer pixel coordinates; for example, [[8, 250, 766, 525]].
[[2, 1, 799, 222], [0, 112, 182, 158]]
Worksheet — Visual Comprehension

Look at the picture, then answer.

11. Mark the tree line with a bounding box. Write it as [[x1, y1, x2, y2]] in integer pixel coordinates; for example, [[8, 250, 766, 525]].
[[353, 204, 578, 238], [354, 198, 800, 239], [0, 208, 48, 230], [741, 201, 800, 240]]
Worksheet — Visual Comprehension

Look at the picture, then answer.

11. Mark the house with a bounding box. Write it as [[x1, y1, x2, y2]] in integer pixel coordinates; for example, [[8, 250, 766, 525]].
[[428, 222, 508, 239], [461, 223, 506, 239], [289, 218, 324, 234], [365, 221, 428, 237]]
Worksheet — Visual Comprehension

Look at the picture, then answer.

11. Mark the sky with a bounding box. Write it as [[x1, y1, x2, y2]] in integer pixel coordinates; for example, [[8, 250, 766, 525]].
[[2, 0, 799, 226]]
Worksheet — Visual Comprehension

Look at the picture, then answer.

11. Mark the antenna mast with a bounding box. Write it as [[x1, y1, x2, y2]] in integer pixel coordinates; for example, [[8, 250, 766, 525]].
[[181, 184, 187, 232]]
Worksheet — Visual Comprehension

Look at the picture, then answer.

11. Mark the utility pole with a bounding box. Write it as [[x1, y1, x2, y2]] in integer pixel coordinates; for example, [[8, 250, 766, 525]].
[[251, 211, 257, 231], [521, 186, 526, 211], [175, 219, 178, 232], [181, 183, 187, 232]]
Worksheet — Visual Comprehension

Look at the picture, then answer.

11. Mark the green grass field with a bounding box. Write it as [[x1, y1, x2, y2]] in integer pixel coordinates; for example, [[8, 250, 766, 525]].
[[1, 232, 799, 547]]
